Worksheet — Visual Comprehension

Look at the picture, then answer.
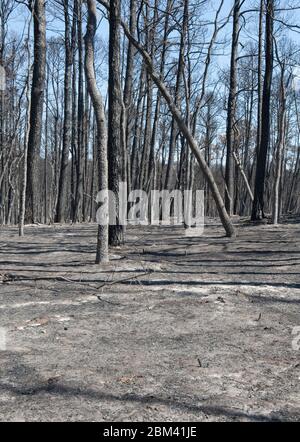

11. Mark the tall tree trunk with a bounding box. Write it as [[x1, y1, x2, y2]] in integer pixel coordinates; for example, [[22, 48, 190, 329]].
[[251, 0, 274, 220], [85, 0, 109, 263], [121, 0, 136, 196], [25, 0, 46, 224], [147, 0, 172, 192], [108, 0, 124, 246], [225, 0, 240, 216], [19, 92, 31, 235], [286, 92, 300, 212], [70, 48, 77, 221], [75, 0, 85, 222], [256, 0, 264, 158], [56, 0, 75, 223], [19, 30, 32, 236], [44, 63, 49, 224], [272, 63, 288, 224], [164, 0, 189, 191]]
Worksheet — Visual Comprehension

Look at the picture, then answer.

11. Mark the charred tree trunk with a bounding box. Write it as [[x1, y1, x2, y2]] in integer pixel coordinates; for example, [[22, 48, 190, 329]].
[[225, 0, 240, 216], [251, 0, 274, 220], [108, 0, 124, 246], [75, 0, 85, 222], [25, 0, 46, 224], [256, 0, 264, 158]]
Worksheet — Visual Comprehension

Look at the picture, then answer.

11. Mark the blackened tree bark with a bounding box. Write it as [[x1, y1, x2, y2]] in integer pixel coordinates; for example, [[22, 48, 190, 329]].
[[251, 0, 274, 220], [75, 0, 85, 222], [256, 0, 264, 159], [70, 5, 78, 221], [25, 0, 46, 224], [108, 0, 124, 246], [225, 0, 240, 216]]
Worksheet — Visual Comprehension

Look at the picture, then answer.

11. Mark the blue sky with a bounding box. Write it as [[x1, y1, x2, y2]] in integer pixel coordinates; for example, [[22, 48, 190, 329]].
[[7, 0, 300, 72]]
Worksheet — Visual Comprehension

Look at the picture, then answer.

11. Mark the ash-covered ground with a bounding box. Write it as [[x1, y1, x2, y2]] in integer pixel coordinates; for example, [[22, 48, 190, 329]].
[[0, 218, 299, 421]]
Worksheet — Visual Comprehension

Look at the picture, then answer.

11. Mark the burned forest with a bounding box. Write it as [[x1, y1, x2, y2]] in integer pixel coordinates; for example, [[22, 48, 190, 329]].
[[0, 0, 299, 425]]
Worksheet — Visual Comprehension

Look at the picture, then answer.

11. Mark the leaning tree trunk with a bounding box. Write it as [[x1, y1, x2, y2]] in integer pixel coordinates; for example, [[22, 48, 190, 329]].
[[118, 15, 235, 237], [252, 0, 274, 220], [96, 0, 235, 237], [232, 151, 254, 202], [25, 0, 46, 224], [85, 0, 109, 263]]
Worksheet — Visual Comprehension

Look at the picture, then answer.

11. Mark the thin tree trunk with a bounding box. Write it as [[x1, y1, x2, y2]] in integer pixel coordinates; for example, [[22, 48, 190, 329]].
[[122, 0, 136, 196], [232, 151, 254, 202], [85, 0, 109, 263], [75, 0, 85, 222], [19, 33, 32, 236], [286, 92, 300, 212], [225, 0, 240, 215], [272, 62, 288, 224], [56, 0, 75, 223], [44, 63, 49, 224], [256, 0, 264, 158], [164, 0, 189, 191]]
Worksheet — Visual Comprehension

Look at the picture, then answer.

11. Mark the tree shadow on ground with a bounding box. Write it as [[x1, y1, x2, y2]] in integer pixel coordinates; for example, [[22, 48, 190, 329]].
[[124, 279, 300, 291], [0, 379, 295, 422]]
